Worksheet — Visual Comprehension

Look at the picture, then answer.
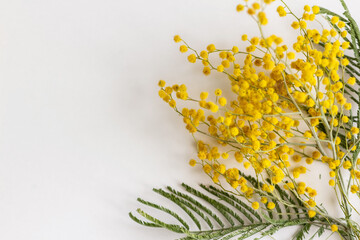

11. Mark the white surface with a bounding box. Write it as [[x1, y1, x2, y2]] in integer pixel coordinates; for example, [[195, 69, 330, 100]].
[[0, 0, 359, 239]]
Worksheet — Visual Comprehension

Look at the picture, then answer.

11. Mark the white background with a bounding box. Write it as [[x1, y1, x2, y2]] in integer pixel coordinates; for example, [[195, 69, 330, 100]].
[[0, 0, 359, 239]]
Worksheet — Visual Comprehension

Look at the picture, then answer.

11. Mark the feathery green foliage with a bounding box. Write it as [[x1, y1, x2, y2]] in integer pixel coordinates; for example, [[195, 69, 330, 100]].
[[129, 180, 336, 239]]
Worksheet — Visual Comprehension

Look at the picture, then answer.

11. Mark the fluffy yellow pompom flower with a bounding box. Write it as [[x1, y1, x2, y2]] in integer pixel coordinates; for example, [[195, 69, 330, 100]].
[[203, 67, 211, 76], [303, 131, 312, 138], [351, 185, 359, 193], [236, 4, 244, 12], [344, 103, 352, 110], [168, 99, 176, 108], [189, 159, 196, 167], [173, 35, 181, 43], [338, 21, 345, 28], [331, 16, 339, 24], [251, 201, 259, 210], [312, 6, 320, 14], [351, 127, 360, 134], [306, 158, 313, 164], [217, 65, 224, 72], [179, 45, 188, 53], [158, 80, 166, 87], [200, 50, 208, 59], [221, 152, 229, 159], [331, 224, 338, 232], [218, 97, 227, 106], [343, 161, 352, 169], [230, 127, 239, 136], [308, 210, 316, 218], [221, 60, 230, 68], [258, 12, 268, 25], [287, 52, 295, 59], [206, 44, 216, 52], [299, 20, 307, 29], [267, 202, 275, 210], [214, 89, 222, 96], [312, 151, 321, 159], [187, 54, 196, 63], [232, 46, 239, 53], [203, 164, 212, 174], [247, 8, 256, 15], [342, 42, 350, 49], [348, 77, 356, 85], [293, 91, 307, 102], [304, 5, 311, 12], [277, 6, 286, 17], [200, 92, 208, 100], [252, 3, 260, 10]]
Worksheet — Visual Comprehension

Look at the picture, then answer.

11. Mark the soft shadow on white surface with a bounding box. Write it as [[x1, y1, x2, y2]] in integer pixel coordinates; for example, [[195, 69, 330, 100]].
[[0, 0, 359, 239]]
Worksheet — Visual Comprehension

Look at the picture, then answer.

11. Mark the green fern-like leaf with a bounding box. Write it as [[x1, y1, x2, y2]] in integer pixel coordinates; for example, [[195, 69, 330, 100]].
[[293, 223, 311, 240], [129, 182, 332, 239]]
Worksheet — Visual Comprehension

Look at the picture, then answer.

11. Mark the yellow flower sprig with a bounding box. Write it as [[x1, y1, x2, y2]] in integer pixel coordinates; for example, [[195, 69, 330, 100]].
[[153, 0, 360, 238]]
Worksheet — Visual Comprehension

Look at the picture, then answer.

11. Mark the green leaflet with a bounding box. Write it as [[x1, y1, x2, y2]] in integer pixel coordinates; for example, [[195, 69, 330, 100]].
[[293, 223, 311, 240], [136, 198, 190, 230], [181, 183, 236, 227], [153, 188, 203, 230], [199, 185, 245, 225], [167, 186, 224, 228], [208, 185, 261, 222], [308, 226, 325, 240]]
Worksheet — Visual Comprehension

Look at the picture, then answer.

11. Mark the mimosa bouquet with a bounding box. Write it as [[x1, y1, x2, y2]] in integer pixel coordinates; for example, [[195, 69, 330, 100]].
[[130, 0, 360, 239]]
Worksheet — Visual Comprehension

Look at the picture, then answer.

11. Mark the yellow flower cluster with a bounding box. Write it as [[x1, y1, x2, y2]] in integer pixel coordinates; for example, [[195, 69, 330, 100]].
[[159, 0, 360, 224]]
